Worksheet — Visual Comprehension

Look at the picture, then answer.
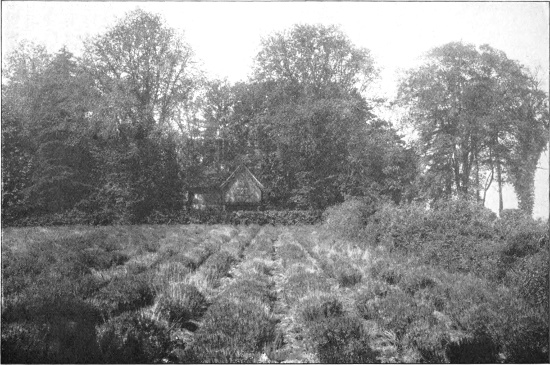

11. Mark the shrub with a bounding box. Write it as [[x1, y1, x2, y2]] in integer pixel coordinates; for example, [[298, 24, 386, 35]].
[[282, 271, 332, 304], [4, 208, 323, 227], [184, 245, 213, 268], [219, 278, 275, 307], [501, 303, 549, 363], [403, 318, 453, 363], [1, 289, 103, 363], [277, 243, 307, 267], [1, 319, 102, 364], [506, 249, 549, 308], [96, 312, 171, 363], [1, 322, 51, 363], [159, 284, 207, 328], [324, 195, 380, 240], [153, 262, 193, 292], [126, 261, 150, 275], [165, 253, 197, 270], [367, 289, 432, 340], [1, 234, 109, 296], [354, 281, 396, 317], [306, 316, 379, 363], [446, 333, 500, 363], [2, 279, 102, 325], [80, 247, 129, 270], [370, 199, 504, 280], [334, 263, 363, 288], [229, 210, 323, 225], [299, 294, 344, 323], [200, 250, 234, 281], [189, 297, 276, 363], [498, 219, 548, 278], [398, 267, 438, 296], [94, 274, 155, 317]]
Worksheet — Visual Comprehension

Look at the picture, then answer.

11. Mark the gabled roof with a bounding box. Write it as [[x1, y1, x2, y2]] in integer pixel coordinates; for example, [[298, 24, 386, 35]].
[[220, 165, 264, 190]]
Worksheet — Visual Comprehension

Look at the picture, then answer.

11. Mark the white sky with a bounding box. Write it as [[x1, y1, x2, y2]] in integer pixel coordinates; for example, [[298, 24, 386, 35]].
[[2, 1, 549, 218]]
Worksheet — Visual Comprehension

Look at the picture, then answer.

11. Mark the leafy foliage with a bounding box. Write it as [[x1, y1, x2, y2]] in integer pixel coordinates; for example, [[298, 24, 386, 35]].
[[188, 298, 276, 363], [398, 42, 548, 211], [96, 311, 171, 363]]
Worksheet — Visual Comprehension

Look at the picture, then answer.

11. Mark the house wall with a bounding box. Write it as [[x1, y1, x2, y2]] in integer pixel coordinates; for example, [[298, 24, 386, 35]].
[[192, 192, 222, 210], [224, 171, 262, 204]]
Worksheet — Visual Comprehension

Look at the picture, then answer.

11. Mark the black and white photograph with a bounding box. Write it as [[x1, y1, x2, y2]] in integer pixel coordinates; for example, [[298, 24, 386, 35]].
[[1, 1, 549, 363]]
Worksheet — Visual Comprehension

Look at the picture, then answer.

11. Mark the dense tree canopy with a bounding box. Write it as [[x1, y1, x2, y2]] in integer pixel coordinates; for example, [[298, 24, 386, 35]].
[[1, 11, 546, 225], [254, 24, 377, 97], [83, 9, 199, 135], [398, 42, 549, 213]]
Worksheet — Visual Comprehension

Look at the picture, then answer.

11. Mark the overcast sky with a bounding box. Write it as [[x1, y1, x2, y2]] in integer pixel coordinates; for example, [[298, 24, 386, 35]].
[[2, 2, 549, 218]]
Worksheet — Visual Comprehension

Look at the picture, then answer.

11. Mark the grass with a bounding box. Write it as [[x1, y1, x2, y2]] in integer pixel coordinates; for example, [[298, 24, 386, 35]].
[[2, 220, 548, 363]]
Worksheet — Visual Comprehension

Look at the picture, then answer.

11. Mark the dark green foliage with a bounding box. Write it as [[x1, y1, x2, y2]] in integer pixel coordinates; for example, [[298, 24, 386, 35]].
[[506, 248, 549, 308], [502, 305, 549, 363], [336, 265, 363, 288], [307, 316, 379, 363], [300, 295, 344, 323], [403, 318, 450, 363], [373, 288, 433, 340], [94, 274, 155, 317], [498, 218, 547, 279], [1, 102, 34, 226], [282, 271, 332, 304], [219, 278, 276, 307], [1, 322, 50, 364], [183, 245, 213, 268], [126, 261, 151, 275], [158, 284, 207, 327], [354, 281, 395, 317], [1, 232, 119, 296], [367, 199, 506, 280], [278, 243, 307, 268], [2, 285, 102, 325], [446, 334, 500, 363], [1, 288, 103, 363], [6, 208, 325, 227], [319, 256, 363, 287], [398, 42, 548, 204], [1, 319, 102, 364], [502, 230, 541, 258], [229, 209, 324, 225], [202, 250, 235, 281], [96, 312, 171, 363], [324, 195, 381, 240], [189, 298, 276, 363]]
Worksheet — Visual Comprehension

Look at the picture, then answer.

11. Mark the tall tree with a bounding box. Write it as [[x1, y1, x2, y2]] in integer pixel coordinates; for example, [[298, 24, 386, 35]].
[[254, 24, 376, 98], [2, 44, 97, 216], [22, 48, 97, 214], [398, 42, 549, 212], [1, 102, 33, 222], [82, 9, 200, 221], [83, 9, 198, 135], [1, 42, 50, 221], [250, 24, 380, 208]]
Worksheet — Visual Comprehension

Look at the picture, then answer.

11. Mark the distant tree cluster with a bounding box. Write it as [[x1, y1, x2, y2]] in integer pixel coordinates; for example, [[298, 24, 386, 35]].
[[2, 9, 548, 225]]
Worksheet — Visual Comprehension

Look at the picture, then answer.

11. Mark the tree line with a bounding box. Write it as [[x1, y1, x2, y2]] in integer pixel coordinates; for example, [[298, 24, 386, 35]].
[[2, 9, 548, 225]]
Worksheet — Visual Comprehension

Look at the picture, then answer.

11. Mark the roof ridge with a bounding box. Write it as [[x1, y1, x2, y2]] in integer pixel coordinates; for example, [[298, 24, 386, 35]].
[[220, 164, 264, 189]]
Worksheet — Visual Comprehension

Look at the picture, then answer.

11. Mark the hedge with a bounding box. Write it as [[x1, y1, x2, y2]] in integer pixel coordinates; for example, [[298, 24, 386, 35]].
[[5, 208, 324, 227]]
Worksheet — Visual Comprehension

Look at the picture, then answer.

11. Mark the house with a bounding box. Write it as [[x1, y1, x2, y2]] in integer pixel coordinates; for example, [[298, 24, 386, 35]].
[[187, 165, 264, 211]]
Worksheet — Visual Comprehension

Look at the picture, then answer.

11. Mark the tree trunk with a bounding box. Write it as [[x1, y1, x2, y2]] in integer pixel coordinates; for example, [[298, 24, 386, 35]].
[[475, 150, 480, 202], [496, 160, 503, 215]]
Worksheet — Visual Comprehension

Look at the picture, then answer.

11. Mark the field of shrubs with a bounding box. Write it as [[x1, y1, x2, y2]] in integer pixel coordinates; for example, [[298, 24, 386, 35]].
[[2, 199, 548, 363]]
